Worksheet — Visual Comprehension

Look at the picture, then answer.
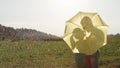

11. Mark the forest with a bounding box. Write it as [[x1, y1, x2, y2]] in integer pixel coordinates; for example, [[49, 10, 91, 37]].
[[0, 24, 61, 41]]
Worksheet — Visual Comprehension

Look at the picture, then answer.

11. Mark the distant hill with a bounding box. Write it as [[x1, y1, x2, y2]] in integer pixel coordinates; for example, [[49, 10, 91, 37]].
[[108, 33, 120, 38], [0, 24, 62, 41]]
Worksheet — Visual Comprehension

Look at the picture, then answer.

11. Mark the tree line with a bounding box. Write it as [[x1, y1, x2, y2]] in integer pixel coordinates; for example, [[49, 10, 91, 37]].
[[108, 33, 120, 38], [0, 24, 62, 41]]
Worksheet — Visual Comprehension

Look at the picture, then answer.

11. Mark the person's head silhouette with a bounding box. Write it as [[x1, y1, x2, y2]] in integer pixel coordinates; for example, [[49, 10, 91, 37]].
[[72, 28, 84, 40], [81, 16, 93, 32]]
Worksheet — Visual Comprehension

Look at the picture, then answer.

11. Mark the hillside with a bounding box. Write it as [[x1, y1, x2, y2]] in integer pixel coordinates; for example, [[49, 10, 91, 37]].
[[0, 24, 61, 41]]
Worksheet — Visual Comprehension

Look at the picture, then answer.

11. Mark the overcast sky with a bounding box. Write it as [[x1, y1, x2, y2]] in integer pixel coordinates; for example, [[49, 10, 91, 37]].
[[0, 0, 120, 36]]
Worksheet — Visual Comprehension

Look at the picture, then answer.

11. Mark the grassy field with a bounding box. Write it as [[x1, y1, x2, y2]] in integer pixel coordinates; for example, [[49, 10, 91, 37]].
[[0, 37, 120, 68]]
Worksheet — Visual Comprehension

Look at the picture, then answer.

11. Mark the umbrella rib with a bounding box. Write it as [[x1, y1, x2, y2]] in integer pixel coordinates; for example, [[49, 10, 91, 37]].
[[64, 32, 73, 37], [67, 21, 81, 27]]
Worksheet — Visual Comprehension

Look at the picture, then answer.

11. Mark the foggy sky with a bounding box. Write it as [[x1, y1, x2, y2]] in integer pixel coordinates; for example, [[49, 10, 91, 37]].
[[0, 0, 120, 36]]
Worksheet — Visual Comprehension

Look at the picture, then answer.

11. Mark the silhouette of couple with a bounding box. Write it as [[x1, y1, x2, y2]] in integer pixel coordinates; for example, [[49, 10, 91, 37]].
[[70, 16, 104, 68]]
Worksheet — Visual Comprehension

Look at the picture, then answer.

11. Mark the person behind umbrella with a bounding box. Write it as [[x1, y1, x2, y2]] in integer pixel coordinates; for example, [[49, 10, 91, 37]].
[[72, 17, 100, 68], [70, 28, 86, 68], [63, 12, 108, 68], [77, 16, 103, 68]]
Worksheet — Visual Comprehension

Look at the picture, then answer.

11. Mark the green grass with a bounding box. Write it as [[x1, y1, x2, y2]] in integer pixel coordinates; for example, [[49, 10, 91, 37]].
[[0, 38, 120, 68], [0, 41, 75, 68], [99, 37, 120, 68]]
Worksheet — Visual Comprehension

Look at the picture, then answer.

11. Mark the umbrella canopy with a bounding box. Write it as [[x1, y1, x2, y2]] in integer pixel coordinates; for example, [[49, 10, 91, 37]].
[[63, 12, 108, 55]]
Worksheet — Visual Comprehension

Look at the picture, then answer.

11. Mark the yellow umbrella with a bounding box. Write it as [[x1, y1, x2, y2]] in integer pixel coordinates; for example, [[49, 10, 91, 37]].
[[63, 12, 108, 55]]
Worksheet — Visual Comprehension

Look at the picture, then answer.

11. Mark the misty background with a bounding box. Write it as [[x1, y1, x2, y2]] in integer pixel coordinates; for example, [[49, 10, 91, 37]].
[[0, 0, 120, 36]]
